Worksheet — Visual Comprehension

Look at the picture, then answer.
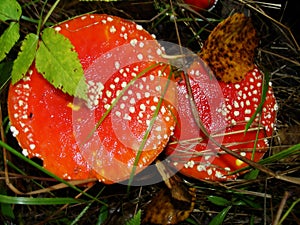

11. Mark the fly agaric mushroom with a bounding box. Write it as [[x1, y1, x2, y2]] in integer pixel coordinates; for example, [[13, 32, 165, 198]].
[[184, 0, 218, 11], [165, 13, 277, 180], [8, 14, 177, 184]]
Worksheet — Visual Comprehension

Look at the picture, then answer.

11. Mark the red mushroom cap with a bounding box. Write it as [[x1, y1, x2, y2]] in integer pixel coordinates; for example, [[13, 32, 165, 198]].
[[166, 62, 277, 180], [184, 0, 218, 11], [165, 13, 277, 181], [8, 14, 177, 184]]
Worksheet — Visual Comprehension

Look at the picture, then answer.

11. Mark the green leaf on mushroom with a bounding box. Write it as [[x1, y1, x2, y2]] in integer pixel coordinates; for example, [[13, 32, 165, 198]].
[[0, 22, 20, 62], [36, 28, 87, 100], [11, 33, 39, 84], [0, 0, 22, 22]]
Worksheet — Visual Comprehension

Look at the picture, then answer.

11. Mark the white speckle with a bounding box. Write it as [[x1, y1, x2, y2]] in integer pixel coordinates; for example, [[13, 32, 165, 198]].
[[115, 111, 121, 117], [204, 155, 211, 161], [227, 104, 232, 110], [121, 81, 127, 88], [28, 70, 33, 75], [136, 93, 142, 99], [120, 103, 125, 109], [10, 126, 19, 137], [269, 81, 272, 87], [150, 106, 156, 111], [257, 82, 261, 87], [245, 117, 250, 122], [129, 107, 135, 113], [215, 171, 224, 178], [114, 77, 120, 83], [106, 90, 112, 98], [110, 84, 115, 90], [22, 149, 29, 156], [225, 167, 231, 171], [130, 39, 138, 46], [161, 106, 166, 114], [156, 48, 162, 55], [149, 74, 155, 81], [240, 101, 244, 108], [107, 16, 113, 22], [249, 77, 254, 83], [156, 126, 162, 132], [54, 26, 61, 32], [123, 114, 131, 121], [140, 104, 146, 111], [231, 119, 237, 125], [245, 109, 251, 114], [234, 111, 240, 116], [146, 120, 151, 126], [235, 84, 240, 89], [233, 101, 239, 108], [129, 98, 136, 104], [122, 95, 128, 101], [102, 19, 107, 24], [136, 24, 143, 30], [137, 53, 143, 60], [23, 84, 30, 89], [81, 16, 87, 20], [197, 164, 206, 172], [155, 85, 161, 92], [139, 42, 144, 48], [115, 61, 120, 70], [138, 84, 144, 90], [246, 100, 251, 106], [104, 104, 110, 110], [207, 169, 213, 175], [240, 152, 246, 157], [29, 144, 36, 150], [145, 92, 150, 98]]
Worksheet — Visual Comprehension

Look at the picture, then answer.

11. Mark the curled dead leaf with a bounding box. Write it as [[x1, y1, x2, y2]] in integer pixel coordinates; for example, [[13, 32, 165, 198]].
[[199, 13, 259, 83]]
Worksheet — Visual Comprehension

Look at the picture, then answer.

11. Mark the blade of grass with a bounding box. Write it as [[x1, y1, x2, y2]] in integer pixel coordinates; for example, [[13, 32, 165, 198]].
[[0, 140, 106, 205], [0, 194, 82, 205]]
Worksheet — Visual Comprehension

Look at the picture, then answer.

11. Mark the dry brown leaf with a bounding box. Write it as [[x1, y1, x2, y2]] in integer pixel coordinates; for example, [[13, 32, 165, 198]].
[[199, 13, 259, 83], [142, 161, 196, 224], [143, 187, 196, 225]]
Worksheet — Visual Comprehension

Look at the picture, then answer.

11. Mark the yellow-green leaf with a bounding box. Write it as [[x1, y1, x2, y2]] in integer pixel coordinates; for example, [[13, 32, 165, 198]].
[[0, 0, 22, 21], [36, 28, 87, 100], [0, 22, 20, 62], [11, 33, 38, 84]]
